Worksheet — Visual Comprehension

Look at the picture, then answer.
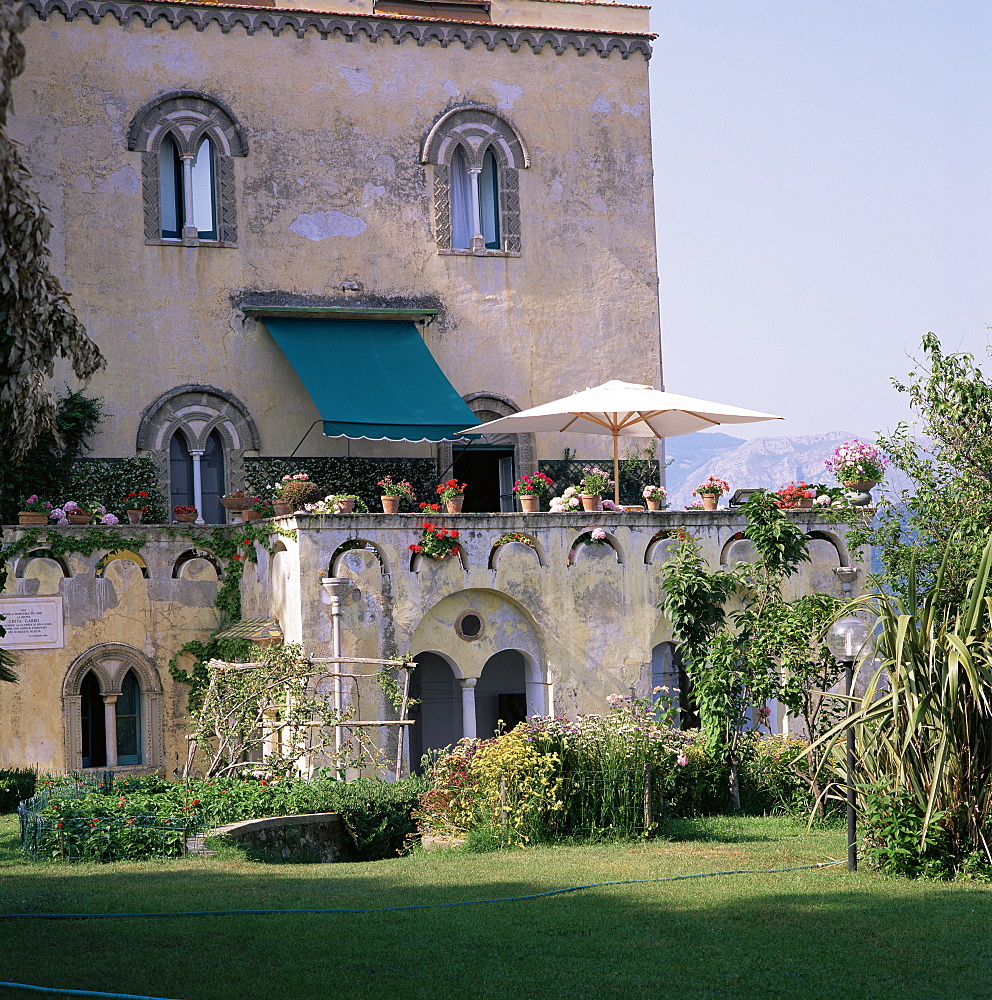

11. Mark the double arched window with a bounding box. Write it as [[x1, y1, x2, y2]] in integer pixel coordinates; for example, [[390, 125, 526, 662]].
[[128, 90, 248, 247], [421, 104, 529, 255]]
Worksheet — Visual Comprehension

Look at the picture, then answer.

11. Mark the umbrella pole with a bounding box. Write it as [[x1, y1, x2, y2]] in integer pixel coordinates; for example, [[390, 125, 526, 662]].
[[613, 434, 620, 506]]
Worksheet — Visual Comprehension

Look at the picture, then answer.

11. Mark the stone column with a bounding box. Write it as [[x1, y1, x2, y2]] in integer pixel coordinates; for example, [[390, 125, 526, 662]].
[[190, 449, 204, 523], [102, 695, 118, 769], [468, 166, 485, 252], [180, 153, 198, 244], [460, 677, 477, 740]]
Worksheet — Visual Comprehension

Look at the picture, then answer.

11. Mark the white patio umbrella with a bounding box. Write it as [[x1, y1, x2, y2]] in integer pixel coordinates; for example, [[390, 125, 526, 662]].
[[460, 380, 783, 505]]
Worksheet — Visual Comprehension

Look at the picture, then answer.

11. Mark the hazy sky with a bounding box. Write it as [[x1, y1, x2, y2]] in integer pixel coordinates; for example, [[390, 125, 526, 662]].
[[649, 0, 991, 441]]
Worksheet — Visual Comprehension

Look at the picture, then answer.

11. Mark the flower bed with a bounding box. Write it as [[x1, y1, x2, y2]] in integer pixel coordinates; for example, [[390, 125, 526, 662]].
[[415, 697, 816, 845], [18, 773, 427, 862]]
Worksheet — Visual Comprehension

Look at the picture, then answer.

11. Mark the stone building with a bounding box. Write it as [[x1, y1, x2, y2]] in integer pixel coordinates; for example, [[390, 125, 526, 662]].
[[0, 0, 864, 775]]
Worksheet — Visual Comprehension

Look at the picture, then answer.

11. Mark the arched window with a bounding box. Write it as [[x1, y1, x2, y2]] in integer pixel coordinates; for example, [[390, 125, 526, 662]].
[[170, 430, 193, 512], [170, 427, 226, 524], [64, 646, 164, 771], [421, 104, 528, 255], [129, 90, 247, 247]]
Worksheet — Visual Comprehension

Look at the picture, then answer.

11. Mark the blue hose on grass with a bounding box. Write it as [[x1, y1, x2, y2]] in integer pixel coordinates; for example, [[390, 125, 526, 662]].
[[0, 860, 844, 999]]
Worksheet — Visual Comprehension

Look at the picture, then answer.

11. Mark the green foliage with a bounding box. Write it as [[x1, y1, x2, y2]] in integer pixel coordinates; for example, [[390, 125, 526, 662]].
[[0, 768, 35, 812], [860, 333, 992, 608], [813, 536, 992, 876], [245, 457, 437, 513], [21, 772, 426, 862], [860, 783, 955, 879]]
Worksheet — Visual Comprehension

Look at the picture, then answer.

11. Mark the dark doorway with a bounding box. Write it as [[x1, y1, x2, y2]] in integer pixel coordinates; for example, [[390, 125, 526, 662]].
[[453, 447, 514, 512], [476, 650, 528, 739], [80, 671, 106, 768], [407, 653, 462, 773]]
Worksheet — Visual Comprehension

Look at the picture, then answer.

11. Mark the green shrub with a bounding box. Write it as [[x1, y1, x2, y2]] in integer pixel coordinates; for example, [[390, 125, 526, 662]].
[[278, 480, 323, 509], [0, 768, 36, 812]]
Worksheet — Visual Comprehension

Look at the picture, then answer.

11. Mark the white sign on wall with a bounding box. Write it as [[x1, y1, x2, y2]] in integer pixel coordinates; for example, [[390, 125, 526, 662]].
[[0, 596, 65, 650]]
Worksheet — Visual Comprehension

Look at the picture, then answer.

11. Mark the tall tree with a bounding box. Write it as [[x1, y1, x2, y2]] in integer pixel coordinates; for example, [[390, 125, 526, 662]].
[[0, 2, 104, 463], [859, 333, 992, 608]]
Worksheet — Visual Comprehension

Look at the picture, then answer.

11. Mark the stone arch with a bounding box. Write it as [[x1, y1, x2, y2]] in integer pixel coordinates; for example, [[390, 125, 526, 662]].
[[329, 539, 389, 578], [488, 532, 546, 570], [137, 385, 259, 521], [644, 530, 678, 565], [437, 392, 536, 490], [568, 530, 623, 566], [410, 544, 469, 573], [128, 90, 247, 246], [62, 643, 165, 770], [14, 550, 71, 579], [96, 551, 149, 579], [172, 549, 223, 580], [421, 104, 528, 255], [721, 532, 757, 566], [805, 530, 847, 566]]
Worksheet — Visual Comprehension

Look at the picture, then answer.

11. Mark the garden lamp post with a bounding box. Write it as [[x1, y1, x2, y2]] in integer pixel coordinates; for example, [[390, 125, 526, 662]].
[[826, 614, 872, 872]]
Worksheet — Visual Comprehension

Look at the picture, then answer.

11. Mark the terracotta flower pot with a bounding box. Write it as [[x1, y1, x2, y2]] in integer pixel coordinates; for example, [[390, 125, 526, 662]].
[[445, 497, 464, 514], [797, 498, 815, 509], [381, 496, 400, 514], [241, 509, 261, 523], [519, 495, 540, 513], [174, 512, 197, 523], [67, 513, 93, 525], [579, 494, 602, 512], [842, 480, 878, 492], [272, 501, 293, 516], [335, 497, 356, 514], [126, 510, 143, 525], [18, 512, 48, 526], [701, 494, 718, 511], [646, 498, 661, 512]]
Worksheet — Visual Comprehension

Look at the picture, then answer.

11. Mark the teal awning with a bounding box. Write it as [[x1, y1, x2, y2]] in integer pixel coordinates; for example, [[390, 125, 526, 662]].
[[263, 319, 479, 442]]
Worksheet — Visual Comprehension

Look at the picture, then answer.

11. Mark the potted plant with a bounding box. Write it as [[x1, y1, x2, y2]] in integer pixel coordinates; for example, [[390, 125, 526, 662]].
[[577, 466, 612, 511], [825, 440, 887, 505], [513, 472, 554, 513], [173, 504, 198, 524], [692, 476, 729, 511], [774, 481, 816, 509], [641, 484, 668, 512], [270, 474, 315, 515], [122, 490, 151, 524], [53, 500, 117, 525], [18, 495, 51, 526], [242, 497, 274, 522], [409, 521, 461, 561], [377, 476, 416, 514], [220, 489, 251, 517], [331, 494, 359, 514], [435, 479, 467, 514], [549, 486, 582, 513], [278, 478, 323, 513]]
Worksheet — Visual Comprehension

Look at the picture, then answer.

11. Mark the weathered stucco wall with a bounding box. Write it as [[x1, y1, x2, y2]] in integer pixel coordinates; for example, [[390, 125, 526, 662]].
[[0, 511, 864, 772], [12, 2, 660, 462]]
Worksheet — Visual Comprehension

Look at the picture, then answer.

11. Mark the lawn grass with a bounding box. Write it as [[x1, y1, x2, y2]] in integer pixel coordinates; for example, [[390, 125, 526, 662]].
[[0, 813, 989, 1000]]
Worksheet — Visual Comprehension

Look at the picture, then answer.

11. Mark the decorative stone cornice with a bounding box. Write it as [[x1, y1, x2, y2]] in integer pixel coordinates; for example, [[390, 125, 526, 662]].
[[24, 0, 652, 60]]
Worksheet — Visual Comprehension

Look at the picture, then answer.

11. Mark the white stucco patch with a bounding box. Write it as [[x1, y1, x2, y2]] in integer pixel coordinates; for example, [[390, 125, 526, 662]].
[[621, 102, 645, 116], [590, 96, 612, 113], [72, 174, 92, 193], [545, 173, 565, 205], [589, 196, 608, 213], [97, 165, 140, 195], [373, 154, 396, 178], [340, 67, 373, 95], [361, 183, 386, 207], [443, 79, 460, 97], [491, 81, 523, 109], [289, 210, 367, 241]]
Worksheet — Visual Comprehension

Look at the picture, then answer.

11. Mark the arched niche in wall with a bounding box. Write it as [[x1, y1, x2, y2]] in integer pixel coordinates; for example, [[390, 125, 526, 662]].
[[172, 549, 223, 581], [568, 530, 623, 566], [488, 532, 546, 571], [644, 530, 679, 566], [96, 551, 149, 579], [137, 385, 259, 525], [15, 550, 71, 580], [720, 532, 758, 567], [329, 539, 389, 579], [62, 643, 165, 771]]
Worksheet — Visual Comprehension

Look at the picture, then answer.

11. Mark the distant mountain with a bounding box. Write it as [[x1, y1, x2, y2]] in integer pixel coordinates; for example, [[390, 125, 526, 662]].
[[664, 431, 904, 507]]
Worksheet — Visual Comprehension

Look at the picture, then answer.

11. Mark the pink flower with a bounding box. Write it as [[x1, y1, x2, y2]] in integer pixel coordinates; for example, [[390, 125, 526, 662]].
[[676, 753, 689, 767], [590, 527, 607, 541]]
